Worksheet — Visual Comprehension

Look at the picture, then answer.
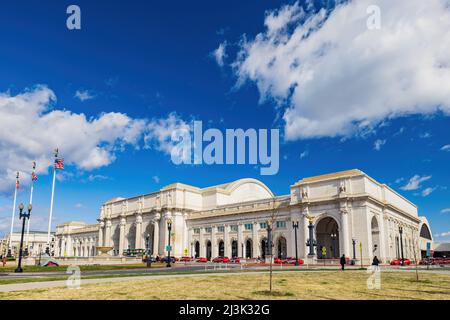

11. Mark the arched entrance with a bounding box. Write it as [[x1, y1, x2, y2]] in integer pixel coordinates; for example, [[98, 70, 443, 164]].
[[231, 240, 238, 258], [218, 240, 225, 256], [371, 217, 380, 257], [277, 236, 287, 259], [194, 241, 200, 258], [144, 223, 155, 255], [206, 240, 212, 260], [245, 239, 252, 258], [261, 238, 268, 259], [316, 217, 340, 259]]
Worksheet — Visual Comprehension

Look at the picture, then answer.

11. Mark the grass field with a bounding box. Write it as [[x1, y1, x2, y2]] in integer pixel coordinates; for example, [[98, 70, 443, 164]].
[[1, 271, 449, 300], [0, 263, 165, 273]]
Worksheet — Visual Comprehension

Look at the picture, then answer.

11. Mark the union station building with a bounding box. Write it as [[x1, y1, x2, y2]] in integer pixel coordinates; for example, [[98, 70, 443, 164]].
[[54, 169, 434, 264]]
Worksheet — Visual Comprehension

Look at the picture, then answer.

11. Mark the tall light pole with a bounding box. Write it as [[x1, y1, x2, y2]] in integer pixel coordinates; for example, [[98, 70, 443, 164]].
[[25, 161, 37, 256], [266, 219, 273, 292], [331, 233, 337, 258], [399, 226, 405, 266], [166, 218, 172, 268], [292, 220, 299, 266], [8, 172, 20, 257], [15, 203, 32, 273], [306, 216, 316, 256], [352, 238, 356, 260], [47, 148, 63, 255]]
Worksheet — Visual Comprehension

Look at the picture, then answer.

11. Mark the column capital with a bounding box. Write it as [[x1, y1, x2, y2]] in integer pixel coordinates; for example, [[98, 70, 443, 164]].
[[106, 219, 112, 227], [135, 214, 143, 224], [120, 217, 126, 226]]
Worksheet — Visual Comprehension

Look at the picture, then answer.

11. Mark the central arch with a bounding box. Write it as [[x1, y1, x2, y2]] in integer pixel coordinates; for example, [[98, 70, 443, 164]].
[[371, 216, 380, 258], [206, 240, 212, 260], [245, 239, 253, 258], [316, 217, 340, 259], [277, 236, 287, 259], [231, 240, 238, 258], [194, 241, 200, 258], [218, 240, 225, 257]]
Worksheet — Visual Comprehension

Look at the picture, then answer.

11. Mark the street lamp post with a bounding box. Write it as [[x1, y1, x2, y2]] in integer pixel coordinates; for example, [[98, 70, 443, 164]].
[[146, 234, 151, 268], [331, 233, 337, 258], [15, 203, 32, 273], [306, 217, 316, 256], [266, 219, 273, 292], [399, 226, 405, 266], [292, 220, 299, 266], [166, 219, 172, 268], [352, 239, 356, 260]]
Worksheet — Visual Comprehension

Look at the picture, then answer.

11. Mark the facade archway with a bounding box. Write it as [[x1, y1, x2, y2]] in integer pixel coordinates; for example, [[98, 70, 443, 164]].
[[206, 240, 212, 260], [144, 223, 155, 255], [277, 236, 287, 259], [316, 217, 340, 258], [218, 240, 225, 257], [194, 241, 200, 258], [371, 216, 380, 258], [261, 238, 268, 259], [127, 224, 136, 250], [420, 224, 432, 240], [245, 239, 253, 258], [231, 240, 238, 258]]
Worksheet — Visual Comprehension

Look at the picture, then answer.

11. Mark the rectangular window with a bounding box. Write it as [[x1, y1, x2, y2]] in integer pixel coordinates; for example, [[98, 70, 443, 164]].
[[230, 225, 238, 232], [276, 221, 286, 228], [217, 226, 225, 232], [260, 222, 267, 229], [244, 223, 253, 231], [205, 227, 212, 233], [193, 228, 200, 234]]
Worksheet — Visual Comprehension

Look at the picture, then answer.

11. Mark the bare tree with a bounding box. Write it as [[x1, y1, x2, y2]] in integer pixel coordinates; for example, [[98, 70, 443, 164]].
[[412, 230, 420, 282]]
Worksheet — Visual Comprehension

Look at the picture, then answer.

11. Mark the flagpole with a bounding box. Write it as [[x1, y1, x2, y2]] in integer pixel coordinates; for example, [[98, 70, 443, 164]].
[[8, 172, 19, 256], [46, 149, 58, 255], [25, 162, 36, 251]]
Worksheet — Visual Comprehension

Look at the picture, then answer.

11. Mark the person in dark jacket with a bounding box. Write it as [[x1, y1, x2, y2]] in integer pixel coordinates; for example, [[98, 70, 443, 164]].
[[372, 256, 380, 271], [340, 254, 346, 270]]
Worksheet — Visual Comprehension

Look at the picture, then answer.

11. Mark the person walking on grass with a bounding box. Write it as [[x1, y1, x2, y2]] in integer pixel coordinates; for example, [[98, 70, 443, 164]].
[[340, 254, 346, 270], [372, 256, 380, 272]]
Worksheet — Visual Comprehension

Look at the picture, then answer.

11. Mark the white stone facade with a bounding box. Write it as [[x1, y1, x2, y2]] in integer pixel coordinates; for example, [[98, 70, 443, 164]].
[[55, 169, 434, 264]]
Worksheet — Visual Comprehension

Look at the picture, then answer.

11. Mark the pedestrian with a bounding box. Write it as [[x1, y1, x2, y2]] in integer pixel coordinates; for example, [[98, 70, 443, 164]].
[[372, 256, 380, 271], [340, 254, 346, 270], [2, 255, 7, 267]]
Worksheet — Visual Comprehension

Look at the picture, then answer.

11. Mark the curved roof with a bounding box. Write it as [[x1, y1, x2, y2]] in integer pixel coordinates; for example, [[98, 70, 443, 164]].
[[202, 178, 275, 197]]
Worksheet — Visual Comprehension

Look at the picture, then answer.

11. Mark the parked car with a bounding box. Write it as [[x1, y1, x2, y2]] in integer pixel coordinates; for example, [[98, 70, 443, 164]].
[[212, 256, 230, 263], [142, 256, 156, 263], [160, 256, 176, 263], [230, 256, 240, 263], [196, 257, 208, 263], [390, 258, 411, 266], [286, 258, 304, 265], [274, 258, 288, 264], [180, 256, 193, 262]]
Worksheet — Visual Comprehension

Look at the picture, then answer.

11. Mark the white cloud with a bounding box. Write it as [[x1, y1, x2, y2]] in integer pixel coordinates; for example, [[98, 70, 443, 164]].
[[74, 203, 83, 208], [152, 176, 160, 184], [213, 41, 228, 67], [88, 174, 109, 182], [0, 85, 147, 193], [374, 139, 386, 151], [232, 0, 450, 140], [400, 175, 432, 191], [300, 150, 309, 159], [144, 112, 190, 155], [435, 231, 450, 238], [441, 144, 450, 151], [421, 187, 435, 197], [420, 132, 432, 139], [74, 89, 95, 101], [441, 208, 450, 214], [395, 177, 404, 184]]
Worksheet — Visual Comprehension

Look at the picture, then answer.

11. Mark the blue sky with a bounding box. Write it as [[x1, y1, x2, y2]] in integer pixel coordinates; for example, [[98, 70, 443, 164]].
[[0, 0, 449, 240]]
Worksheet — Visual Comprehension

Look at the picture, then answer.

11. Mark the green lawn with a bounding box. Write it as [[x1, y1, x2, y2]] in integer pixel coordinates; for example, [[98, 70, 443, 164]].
[[0, 263, 165, 273]]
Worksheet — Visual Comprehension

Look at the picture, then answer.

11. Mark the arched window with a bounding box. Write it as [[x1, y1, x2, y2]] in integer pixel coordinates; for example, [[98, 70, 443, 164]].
[[420, 225, 432, 240]]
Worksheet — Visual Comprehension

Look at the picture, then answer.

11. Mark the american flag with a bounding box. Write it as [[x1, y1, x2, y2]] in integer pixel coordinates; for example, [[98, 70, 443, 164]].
[[54, 158, 64, 170], [31, 172, 38, 181], [16, 180, 20, 189]]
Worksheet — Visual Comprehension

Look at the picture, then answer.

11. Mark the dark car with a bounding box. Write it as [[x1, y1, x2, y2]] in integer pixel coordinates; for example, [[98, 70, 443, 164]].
[[142, 256, 156, 263], [160, 256, 176, 263]]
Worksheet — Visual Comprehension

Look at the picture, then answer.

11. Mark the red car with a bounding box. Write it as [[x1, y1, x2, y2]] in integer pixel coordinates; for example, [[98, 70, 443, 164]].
[[230, 257, 240, 263], [196, 257, 208, 263], [212, 256, 230, 263], [390, 258, 411, 266], [286, 258, 304, 265], [180, 256, 193, 262], [274, 258, 288, 264]]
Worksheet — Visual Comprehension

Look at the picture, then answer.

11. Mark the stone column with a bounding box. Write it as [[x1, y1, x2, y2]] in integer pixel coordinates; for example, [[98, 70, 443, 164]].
[[252, 222, 259, 258], [238, 224, 244, 258], [224, 225, 230, 258], [153, 218, 160, 256], [199, 228, 205, 257], [135, 214, 143, 250], [98, 220, 104, 247], [104, 219, 112, 247], [211, 226, 217, 258], [380, 210, 388, 262], [66, 235, 72, 257], [119, 215, 126, 256], [341, 209, 350, 257]]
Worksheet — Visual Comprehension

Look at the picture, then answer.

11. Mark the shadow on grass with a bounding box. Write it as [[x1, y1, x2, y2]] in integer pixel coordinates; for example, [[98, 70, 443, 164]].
[[252, 290, 294, 297]]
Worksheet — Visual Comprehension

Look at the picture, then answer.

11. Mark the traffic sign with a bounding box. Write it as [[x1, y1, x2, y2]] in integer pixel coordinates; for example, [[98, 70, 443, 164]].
[[166, 245, 172, 252]]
